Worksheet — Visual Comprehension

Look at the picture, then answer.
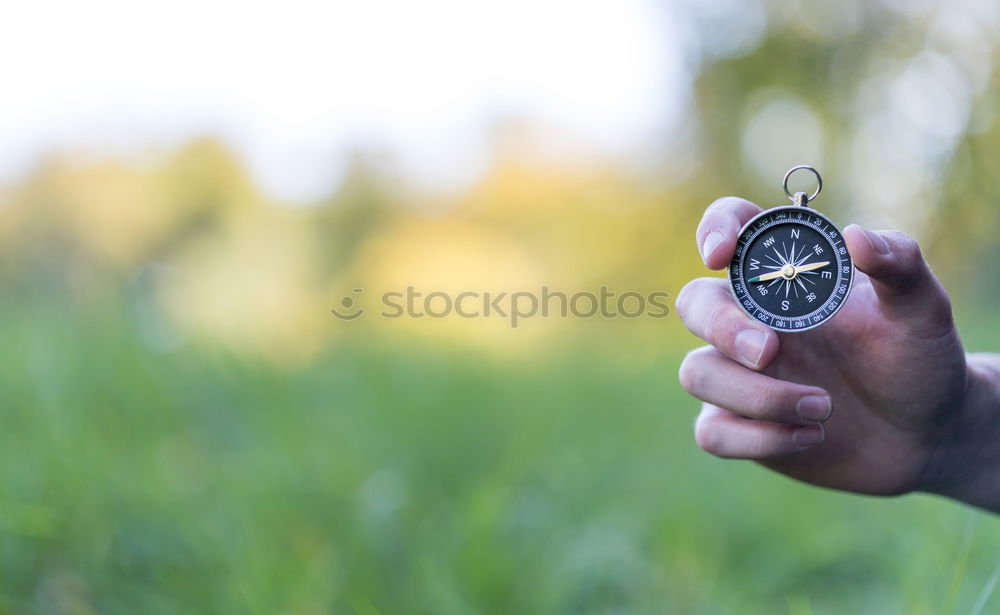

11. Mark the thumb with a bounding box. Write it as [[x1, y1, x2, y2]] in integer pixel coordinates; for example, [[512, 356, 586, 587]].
[[844, 224, 952, 328]]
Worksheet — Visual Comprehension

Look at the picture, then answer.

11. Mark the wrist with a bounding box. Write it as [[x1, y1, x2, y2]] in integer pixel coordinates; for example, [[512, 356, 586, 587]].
[[918, 354, 1000, 510]]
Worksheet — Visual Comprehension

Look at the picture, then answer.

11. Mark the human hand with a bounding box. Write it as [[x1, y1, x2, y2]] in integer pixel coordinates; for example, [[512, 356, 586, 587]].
[[676, 197, 970, 497]]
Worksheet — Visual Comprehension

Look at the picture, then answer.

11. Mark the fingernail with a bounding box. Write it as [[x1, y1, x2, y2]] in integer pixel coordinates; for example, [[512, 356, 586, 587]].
[[792, 425, 825, 448], [701, 231, 724, 264], [857, 225, 891, 255], [796, 395, 832, 422], [734, 329, 767, 368]]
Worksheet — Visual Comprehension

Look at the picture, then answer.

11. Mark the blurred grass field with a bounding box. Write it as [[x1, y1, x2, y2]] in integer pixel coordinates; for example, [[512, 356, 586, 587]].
[[1, 282, 999, 613]]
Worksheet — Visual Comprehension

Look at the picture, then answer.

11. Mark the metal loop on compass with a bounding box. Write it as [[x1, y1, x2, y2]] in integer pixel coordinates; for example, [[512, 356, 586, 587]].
[[783, 165, 822, 204]]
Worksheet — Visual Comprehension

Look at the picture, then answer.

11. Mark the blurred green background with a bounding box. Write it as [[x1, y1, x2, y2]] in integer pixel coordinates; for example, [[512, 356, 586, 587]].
[[3, 1, 1000, 613]]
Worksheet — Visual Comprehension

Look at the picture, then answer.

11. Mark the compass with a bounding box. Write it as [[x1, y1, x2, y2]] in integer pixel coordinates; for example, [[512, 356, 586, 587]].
[[728, 166, 853, 332]]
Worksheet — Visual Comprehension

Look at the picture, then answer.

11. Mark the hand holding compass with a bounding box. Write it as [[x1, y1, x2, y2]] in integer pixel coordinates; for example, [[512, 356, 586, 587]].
[[675, 167, 973, 502]]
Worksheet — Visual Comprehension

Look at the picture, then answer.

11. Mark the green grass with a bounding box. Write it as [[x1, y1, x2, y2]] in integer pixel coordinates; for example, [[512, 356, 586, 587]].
[[0, 298, 998, 614]]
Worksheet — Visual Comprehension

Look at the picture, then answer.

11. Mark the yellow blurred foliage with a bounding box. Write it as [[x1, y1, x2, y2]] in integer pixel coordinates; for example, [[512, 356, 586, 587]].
[[0, 137, 712, 362], [158, 208, 329, 364], [351, 216, 554, 349]]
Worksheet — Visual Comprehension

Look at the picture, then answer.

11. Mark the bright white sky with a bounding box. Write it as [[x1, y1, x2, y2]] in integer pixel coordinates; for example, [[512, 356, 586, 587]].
[[0, 0, 684, 201]]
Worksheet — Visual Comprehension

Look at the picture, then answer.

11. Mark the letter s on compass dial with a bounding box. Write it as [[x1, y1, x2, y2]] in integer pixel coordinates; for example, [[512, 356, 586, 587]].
[[728, 206, 853, 332]]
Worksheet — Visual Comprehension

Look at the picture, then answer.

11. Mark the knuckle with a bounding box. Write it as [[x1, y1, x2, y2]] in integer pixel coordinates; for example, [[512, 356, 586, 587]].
[[703, 197, 731, 220], [754, 386, 803, 421], [705, 303, 744, 350], [678, 350, 704, 395], [694, 408, 740, 459], [693, 414, 724, 456], [746, 387, 777, 418], [708, 196, 732, 209], [746, 430, 773, 458], [884, 230, 918, 253], [675, 278, 709, 317], [887, 231, 925, 277], [908, 280, 957, 338], [700, 197, 744, 231], [926, 282, 954, 323], [678, 279, 734, 336], [704, 301, 730, 336], [674, 280, 696, 314], [897, 232, 922, 260], [877, 232, 931, 293]]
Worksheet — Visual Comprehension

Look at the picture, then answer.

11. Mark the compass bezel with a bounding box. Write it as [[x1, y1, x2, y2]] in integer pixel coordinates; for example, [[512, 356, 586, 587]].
[[728, 205, 854, 333]]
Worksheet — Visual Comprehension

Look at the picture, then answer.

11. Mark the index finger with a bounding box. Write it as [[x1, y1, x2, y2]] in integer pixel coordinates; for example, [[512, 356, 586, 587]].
[[697, 197, 763, 270]]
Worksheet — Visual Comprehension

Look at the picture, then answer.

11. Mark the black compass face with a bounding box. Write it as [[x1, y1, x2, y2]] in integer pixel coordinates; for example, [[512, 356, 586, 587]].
[[729, 206, 853, 332]]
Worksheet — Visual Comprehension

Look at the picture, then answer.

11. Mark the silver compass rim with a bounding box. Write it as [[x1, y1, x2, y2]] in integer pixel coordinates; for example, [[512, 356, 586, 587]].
[[726, 205, 854, 334]]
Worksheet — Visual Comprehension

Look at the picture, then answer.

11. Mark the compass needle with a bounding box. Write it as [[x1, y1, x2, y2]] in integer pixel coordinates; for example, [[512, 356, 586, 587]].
[[796, 261, 830, 273]]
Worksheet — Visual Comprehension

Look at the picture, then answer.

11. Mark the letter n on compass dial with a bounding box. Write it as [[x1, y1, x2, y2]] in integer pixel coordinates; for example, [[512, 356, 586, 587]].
[[728, 206, 854, 333]]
